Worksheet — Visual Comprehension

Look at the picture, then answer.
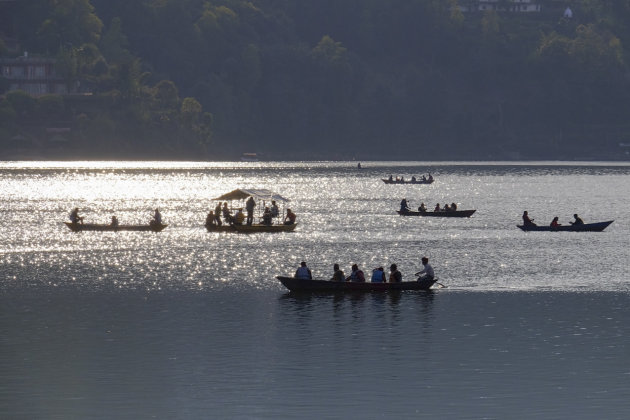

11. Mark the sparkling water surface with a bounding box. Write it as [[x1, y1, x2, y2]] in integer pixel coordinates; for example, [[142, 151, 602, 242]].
[[1, 161, 630, 419]]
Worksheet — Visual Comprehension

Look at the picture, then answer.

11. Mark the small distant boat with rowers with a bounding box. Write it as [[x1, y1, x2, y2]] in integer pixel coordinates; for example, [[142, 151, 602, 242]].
[[276, 276, 436, 292], [398, 209, 476, 218], [64, 221, 167, 232], [382, 175, 434, 185], [517, 220, 613, 232]]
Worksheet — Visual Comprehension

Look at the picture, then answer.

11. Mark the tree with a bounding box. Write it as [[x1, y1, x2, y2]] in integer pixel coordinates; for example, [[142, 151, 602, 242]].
[[38, 0, 104, 50], [181, 97, 202, 126], [153, 80, 180, 109], [6, 91, 37, 118]]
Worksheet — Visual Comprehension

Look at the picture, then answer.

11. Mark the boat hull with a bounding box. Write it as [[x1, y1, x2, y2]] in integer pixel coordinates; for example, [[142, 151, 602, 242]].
[[277, 276, 435, 292], [382, 179, 433, 184], [206, 223, 297, 233], [517, 221, 613, 232], [398, 209, 476, 218], [65, 222, 167, 232]]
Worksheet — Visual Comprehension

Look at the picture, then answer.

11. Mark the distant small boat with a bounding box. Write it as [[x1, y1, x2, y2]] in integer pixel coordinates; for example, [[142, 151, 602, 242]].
[[64, 222, 167, 232], [206, 223, 297, 233], [277, 276, 436, 292], [397, 209, 476, 218], [382, 178, 433, 184], [517, 221, 613, 232], [241, 153, 259, 162]]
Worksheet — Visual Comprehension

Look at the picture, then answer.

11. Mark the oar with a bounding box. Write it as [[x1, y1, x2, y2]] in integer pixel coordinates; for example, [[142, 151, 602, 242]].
[[414, 273, 447, 288]]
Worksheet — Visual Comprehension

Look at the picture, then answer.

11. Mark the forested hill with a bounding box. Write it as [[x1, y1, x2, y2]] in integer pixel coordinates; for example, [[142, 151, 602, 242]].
[[2, 0, 630, 160]]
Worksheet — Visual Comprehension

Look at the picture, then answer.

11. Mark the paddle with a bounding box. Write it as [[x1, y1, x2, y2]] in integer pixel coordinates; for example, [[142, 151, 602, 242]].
[[414, 273, 447, 288]]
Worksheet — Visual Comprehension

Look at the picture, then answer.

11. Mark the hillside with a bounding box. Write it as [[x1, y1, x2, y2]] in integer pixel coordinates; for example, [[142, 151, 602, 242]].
[[2, 0, 630, 160]]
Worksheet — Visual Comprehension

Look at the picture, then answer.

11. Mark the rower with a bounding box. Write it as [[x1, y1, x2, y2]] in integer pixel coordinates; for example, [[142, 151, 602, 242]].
[[69, 207, 84, 224], [522, 211, 536, 226], [295, 261, 312, 279], [416, 257, 434, 282], [570, 214, 584, 225], [152, 208, 162, 225]]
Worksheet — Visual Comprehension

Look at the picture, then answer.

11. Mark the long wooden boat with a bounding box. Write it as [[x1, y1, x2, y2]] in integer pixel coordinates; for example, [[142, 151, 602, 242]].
[[65, 222, 167, 232], [206, 223, 297, 233], [277, 276, 436, 292], [382, 178, 434, 184], [517, 221, 613, 232], [397, 209, 476, 218], [234, 223, 297, 233]]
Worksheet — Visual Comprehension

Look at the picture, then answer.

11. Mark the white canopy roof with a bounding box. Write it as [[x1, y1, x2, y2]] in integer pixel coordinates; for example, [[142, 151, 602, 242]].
[[213, 188, 290, 203]]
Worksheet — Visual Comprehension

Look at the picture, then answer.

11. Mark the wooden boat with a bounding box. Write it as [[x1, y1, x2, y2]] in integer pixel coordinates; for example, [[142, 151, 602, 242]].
[[211, 188, 296, 233], [382, 178, 433, 184], [233, 223, 297, 233], [205, 223, 297, 233], [65, 222, 167, 232], [397, 209, 476, 218], [517, 221, 613, 232], [277, 276, 436, 292]]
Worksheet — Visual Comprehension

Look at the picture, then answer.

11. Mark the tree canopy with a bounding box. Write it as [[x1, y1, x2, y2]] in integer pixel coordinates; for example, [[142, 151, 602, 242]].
[[2, 0, 630, 159]]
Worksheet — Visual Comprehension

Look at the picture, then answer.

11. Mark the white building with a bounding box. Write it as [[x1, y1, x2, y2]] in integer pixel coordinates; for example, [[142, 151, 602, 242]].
[[0, 53, 68, 96], [459, 0, 542, 13]]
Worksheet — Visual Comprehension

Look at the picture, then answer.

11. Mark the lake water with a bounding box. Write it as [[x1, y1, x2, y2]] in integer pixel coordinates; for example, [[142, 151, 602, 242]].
[[1, 161, 629, 419]]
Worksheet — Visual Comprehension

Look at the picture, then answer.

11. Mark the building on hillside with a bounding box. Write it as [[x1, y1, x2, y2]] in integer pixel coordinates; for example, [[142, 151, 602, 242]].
[[0, 53, 68, 96], [459, 0, 542, 13]]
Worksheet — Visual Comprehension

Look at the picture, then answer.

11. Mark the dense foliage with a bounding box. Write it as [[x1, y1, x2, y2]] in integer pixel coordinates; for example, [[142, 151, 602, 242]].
[[2, 0, 630, 159]]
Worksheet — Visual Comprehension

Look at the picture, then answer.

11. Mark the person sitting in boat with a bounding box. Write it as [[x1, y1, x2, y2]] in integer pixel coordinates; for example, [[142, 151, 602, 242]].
[[262, 207, 273, 225], [389, 264, 402, 283], [214, 202, 223, 226], [434, 203, 441, 212], [110, 215, 119, 227], [69, 207, 83, 224], [206, 211, 217, 228], [270, 200, 279, 218], [284, 208, 296, 225], [418, 202, 427, 212], [234, 208, 245, 225], [331, 263, 345, 282], [522, 211, 536, 226], [411, 176, 416, 183], [222, 202, 233, 224], [346, 264, 366, 282], [570, 214, 584, 225], [400, 198, 410, 212], [451, 202, 457, 211], [550, 216, 561, 228], [295, 261, 312, 280], [152, 208, 162, 225], [371, 267, 386, 283], [416, 257, 434, 282], [422, 175, 427, 181], [400, 176, 405, 182], [428, 173, 433, 182], [389, 175, 393, 182], [443, 203, 451, 212]]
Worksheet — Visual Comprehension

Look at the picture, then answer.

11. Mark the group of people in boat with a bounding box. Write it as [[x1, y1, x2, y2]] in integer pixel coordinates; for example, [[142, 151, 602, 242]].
[[294, 257, 435, 283], [522, 211, 584, 227], [69, 208, 163, 227], [400, 198, 458, 213], [205, 198, 296, 228], [388, 173, 433, 183]]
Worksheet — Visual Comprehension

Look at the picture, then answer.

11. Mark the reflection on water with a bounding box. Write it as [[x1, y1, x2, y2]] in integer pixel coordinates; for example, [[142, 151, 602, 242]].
[[2, 161, 630, 418], [1, 161, 629, 292]]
